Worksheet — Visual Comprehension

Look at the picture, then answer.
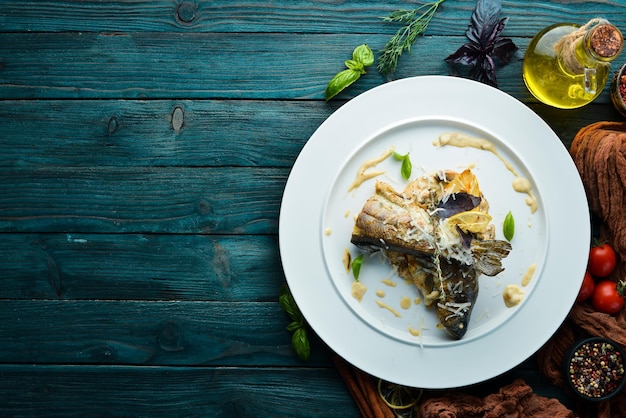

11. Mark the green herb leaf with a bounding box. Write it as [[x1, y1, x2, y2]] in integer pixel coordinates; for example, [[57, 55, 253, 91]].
[[351, 254, 364, 281], [279, 285, 299, 320], [286, 321, 301, 332], [378, 0, 446, 76], [393, 152, 412, 180], [353, 43, 375, 67], [291, 327, 311, 362], [325, 44, 374, 101], [503, 210, 515, 241], [401, 158, 412, 180], [325, 69, 361, 101], [279, 284, 311, 362], [393, 151, 406, 161], [345, 59, 365, 73]]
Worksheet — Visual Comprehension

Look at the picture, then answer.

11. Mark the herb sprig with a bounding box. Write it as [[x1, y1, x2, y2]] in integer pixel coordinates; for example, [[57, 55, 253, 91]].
[[279, 285, 310, 361], [325, 44, 374, 101], [444, 0, 519, 87], [378, 0, 446, 77]]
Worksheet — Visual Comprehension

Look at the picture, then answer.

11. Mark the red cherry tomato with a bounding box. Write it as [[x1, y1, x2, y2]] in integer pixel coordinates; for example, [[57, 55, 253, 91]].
[[588, 243, 617, 278], [576, 271, 595, 302], [591, 280, 625, 314]]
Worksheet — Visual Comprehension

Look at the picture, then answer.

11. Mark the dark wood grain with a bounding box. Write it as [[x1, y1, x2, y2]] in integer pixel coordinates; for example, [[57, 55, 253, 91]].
[[1, 300, 333, 366], [1, 0, 624, 35], [0, 167, 286, 234], [0, 233, 283, 301], [0, 365, 359, 417], [0, 32, 462, 100], [0, 100, 332, 168]]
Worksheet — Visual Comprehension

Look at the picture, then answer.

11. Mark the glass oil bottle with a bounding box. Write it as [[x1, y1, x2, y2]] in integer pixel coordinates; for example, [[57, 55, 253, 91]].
[[523, 18, 623, 109]]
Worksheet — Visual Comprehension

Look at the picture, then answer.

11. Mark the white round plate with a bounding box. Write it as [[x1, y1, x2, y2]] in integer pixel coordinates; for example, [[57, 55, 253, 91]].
[[279, 76, 589, 389]]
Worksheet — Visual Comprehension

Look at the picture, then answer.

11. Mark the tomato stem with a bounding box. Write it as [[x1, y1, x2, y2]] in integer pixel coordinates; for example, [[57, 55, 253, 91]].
[[617, 280, 626, 297]]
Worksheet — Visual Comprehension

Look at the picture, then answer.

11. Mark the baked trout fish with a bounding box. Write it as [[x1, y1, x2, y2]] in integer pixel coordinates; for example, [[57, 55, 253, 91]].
[[351, 169, 511, 339]]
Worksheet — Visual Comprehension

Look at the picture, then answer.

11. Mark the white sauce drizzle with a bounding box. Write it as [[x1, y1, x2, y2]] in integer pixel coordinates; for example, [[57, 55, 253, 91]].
[[376, 300, 401, 317], [351, 281, 367, 302], [521, 263, 537, 287], [434, 132, 538, 214], [503, 284, 525, 307], [347, 146, 395, 192]]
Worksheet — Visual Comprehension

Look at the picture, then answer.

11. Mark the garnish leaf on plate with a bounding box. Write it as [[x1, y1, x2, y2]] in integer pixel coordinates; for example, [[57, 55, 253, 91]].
[[393, 151, 413, 180], [436, 192, 482, 218]]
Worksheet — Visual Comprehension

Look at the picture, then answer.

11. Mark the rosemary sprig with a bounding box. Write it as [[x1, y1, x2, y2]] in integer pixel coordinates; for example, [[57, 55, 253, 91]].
[[378, 0, 445, 77]]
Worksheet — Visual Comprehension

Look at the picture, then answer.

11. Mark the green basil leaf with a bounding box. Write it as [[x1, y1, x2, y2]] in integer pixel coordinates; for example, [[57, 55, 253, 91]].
[[278, 292, 295, 319], [351, 254, 364, 281], [291, 327, 311, 362], [279, 285, 303, 322], [325, 69, 361, 101], [401, 154, 412, 180], [393, 151, 406, 161], [286, 321, 300, 332], [345, 59, 365, 73], [353, 44, 375, 67], [503, 211, 515, 241], [392, 152, 412, 180]]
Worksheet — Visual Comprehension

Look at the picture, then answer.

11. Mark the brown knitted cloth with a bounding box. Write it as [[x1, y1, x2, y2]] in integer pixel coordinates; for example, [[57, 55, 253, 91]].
[[418, 379, 574, 417], [536, 121, 626, 418], [570, 121, 626, 272]]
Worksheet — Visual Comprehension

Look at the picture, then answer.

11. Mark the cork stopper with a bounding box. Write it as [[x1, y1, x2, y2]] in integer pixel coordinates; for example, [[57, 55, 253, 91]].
[[589, 23, 623, 59]]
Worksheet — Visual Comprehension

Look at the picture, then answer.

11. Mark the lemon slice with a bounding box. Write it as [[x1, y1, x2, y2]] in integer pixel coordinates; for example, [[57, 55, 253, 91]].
[[445, 169, 481, 196], [377, 379, 423, 413], [445, 210, 492, 234]]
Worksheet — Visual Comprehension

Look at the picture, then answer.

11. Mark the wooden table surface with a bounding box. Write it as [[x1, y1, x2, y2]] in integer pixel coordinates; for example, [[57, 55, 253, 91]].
[[1, 1, 625, 416]]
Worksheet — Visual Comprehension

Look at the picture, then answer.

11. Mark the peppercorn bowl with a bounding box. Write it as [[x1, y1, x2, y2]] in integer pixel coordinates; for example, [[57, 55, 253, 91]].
[[563, 337, 626, 402], [610, 62, 626, 117]]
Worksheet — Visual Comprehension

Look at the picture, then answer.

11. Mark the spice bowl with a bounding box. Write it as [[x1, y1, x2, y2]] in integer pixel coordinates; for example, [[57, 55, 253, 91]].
[[563, 337, 626, 402], [610, 63, 626, 117]]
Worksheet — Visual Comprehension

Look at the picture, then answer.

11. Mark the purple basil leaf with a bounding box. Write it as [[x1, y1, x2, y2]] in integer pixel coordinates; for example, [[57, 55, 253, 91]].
[[470, 55, 497, 86], [445, 43, 481, 66], [466, 0, 502, 45], [456, 225, 474, 249], [436, 193, 482, 218], [484, 17, 508, 47], [492, 37, 519, 64], [445, 0, 516, 88]]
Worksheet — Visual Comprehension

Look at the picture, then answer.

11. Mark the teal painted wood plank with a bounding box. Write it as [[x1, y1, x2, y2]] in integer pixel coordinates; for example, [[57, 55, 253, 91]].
[[0, 32, 528, 100], [0, 365, 360, 417], [0, 167, 286, 234], [0, 300, 334, 366], [0, 100, 334, 168], [0, 233, 284, 301], [0, 363, 579, 416], [0, 99, 620, 170], [0, 0, 624, 36], [2, 30, 624, 102]]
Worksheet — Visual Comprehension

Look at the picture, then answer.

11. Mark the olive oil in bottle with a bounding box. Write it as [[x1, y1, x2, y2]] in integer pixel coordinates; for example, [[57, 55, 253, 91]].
[[523, 19, 623, 109]]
